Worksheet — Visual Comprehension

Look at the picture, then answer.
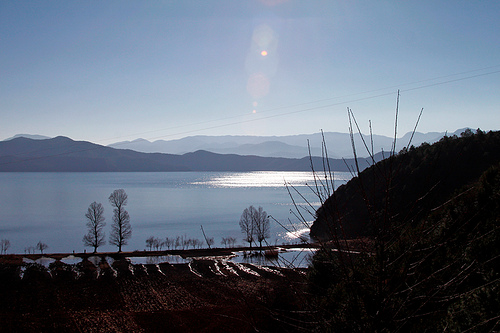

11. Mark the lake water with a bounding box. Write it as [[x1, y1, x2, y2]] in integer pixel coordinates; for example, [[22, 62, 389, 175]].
[[0, 171, 351, 254]]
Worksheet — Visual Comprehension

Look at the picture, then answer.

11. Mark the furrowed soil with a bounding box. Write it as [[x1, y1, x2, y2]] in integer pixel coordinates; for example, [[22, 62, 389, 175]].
[[0, 253, 309, 332]]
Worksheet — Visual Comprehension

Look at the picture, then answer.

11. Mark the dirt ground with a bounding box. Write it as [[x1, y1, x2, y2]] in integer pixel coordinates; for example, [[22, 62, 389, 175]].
[[0, 255, 310, 332]]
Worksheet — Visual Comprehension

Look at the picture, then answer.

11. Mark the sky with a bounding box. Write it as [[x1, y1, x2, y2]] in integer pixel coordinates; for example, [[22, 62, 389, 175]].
[[1, 1, 499, 145]]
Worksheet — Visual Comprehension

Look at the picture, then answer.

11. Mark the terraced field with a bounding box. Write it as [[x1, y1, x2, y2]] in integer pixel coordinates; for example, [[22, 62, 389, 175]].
[[0, 255, 308, 332]]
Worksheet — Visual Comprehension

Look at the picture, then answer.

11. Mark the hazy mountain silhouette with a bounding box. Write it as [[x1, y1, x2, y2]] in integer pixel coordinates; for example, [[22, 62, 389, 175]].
[[0, 136, 384, 172], [108, 131, 447, 159], [4, 134, 51, 141]]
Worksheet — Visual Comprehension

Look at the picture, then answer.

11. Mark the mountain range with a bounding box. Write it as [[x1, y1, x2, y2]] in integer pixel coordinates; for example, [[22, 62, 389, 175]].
[[107, 131, 449, 159], [0, 136, 385, 172]]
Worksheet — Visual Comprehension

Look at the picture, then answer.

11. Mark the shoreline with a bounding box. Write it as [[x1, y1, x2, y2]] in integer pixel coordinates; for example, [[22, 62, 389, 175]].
[[0, 243, 321, 265]]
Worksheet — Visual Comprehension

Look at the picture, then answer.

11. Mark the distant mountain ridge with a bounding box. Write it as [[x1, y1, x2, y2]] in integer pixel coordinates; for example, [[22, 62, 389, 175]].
[[108, 131, 448, 159], [4, 134, 51, 141], [0, 136, 384, 172]]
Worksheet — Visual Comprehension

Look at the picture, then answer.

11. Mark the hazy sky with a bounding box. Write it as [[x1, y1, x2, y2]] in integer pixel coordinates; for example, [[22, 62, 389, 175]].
[[1, 1, 499, 145]]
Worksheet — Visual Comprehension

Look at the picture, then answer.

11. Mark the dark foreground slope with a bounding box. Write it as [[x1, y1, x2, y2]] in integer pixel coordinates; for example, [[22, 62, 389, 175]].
[[311, 129, 500, 239], [0, 257, 307, 332], [306, 129, 500, 331]]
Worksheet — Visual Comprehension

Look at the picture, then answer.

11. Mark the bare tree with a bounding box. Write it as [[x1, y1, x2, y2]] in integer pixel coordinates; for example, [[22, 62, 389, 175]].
[[182, 237, 190, 250], [36, 241, 48, 254], [195, 239, 204, 249], [0, 239, 10, 254], [206, 237, 214, 249], [165, 237, 173, 250], [222, 237, 236, 248], [239, 205, 270, 250], [24, 246, 35, 254], [154, 238, 161, 250], [252, 206, 270, 249], [82, 201, 106, 253], [227, 237, 236, 248], [108, 189, 132, 252], [145, 236, 155, 251], [239, 206, 255, 248]]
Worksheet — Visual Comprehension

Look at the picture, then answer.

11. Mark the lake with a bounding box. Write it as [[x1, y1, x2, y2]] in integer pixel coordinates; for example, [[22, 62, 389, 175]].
[[0, 171, 351, 254]]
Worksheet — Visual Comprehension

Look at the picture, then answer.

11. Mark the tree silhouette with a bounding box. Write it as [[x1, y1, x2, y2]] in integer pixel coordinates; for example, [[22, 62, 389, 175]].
[[0, 239, 10, 254], [108, 189, 131, 252], [82, 201, 106, 253], [253, 206, 270, 249], [36, 241, 48, 254], [239, 205, 270, 249], [239, 206, 254, 248]]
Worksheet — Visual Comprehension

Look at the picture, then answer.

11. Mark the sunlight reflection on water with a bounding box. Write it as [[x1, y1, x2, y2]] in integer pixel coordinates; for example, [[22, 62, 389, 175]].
[[192, 171, 349, 188], [1, 171, 352, 253], [232, 248, 315, 268]]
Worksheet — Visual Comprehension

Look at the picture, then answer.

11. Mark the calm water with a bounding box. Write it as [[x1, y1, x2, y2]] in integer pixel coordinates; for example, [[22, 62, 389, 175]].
[[0, 172, 351, 254]]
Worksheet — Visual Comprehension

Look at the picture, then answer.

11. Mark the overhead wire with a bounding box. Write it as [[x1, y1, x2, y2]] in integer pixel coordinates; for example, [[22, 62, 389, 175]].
[[1, 66, 499, 167], [95, 64, 500, 145]]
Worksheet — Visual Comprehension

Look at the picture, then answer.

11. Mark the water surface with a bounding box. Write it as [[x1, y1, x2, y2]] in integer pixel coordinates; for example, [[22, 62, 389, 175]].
[[0, 171, 351, 253]]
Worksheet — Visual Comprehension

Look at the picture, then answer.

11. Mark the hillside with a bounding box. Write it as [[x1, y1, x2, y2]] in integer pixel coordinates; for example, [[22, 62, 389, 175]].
[[306, 129, 500, 331], [311, 129, 500, 239], [0, 136, 383, 172]]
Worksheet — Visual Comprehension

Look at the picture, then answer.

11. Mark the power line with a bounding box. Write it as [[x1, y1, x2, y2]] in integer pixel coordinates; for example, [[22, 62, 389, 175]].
[[120, 66, 500, 143], [1, 66, 499, 167], [96, 64, 500, 145], [401, 69, 500, 92]]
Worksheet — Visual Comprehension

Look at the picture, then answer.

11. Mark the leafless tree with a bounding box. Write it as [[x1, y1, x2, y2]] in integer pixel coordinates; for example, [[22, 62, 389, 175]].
[[24, 246, 35, 254], [145, 236, 164, 251], [36, 241, 48, 254], [145, 236, 155, 251], [227, 237, 236, 248], [154, 238, 161, 250], [0, 239, 10, 254], [165, 237, 173, 250], [195, 239, 204, 249], [182, 236, 190, 250], [82, 201, 106, 253], [239, 205, 270, 250], [206, 237, 214, 248], [108, 189, 132, 252], [252, 206, 270, 249], [239, 206, 255, 248]]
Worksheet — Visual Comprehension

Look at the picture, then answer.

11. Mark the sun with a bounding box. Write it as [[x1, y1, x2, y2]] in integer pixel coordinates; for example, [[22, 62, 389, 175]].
[[260, 50, 268, 56]]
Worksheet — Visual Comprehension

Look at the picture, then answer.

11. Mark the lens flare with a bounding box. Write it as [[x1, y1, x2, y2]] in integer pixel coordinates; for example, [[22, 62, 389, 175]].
[[247, 73, 270, 99], [253, 24, 275, 51]]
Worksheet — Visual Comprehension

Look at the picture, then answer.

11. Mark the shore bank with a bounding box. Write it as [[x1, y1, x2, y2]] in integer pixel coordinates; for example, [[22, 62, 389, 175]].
[[0, 243, 321, 265]]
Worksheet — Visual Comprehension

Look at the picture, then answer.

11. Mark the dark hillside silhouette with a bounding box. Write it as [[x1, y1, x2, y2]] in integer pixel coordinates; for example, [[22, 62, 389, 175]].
[[303, 129, 500, 331], [311, 129, 500, 239]]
